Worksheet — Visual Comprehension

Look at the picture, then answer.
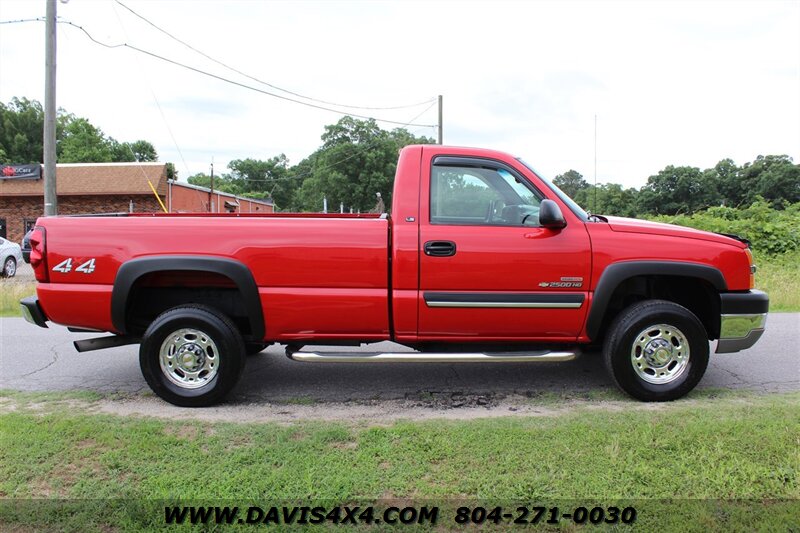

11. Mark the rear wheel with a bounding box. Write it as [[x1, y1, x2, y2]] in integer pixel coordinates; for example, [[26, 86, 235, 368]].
[[2, 257, 16, 277], [139, 305, 246, 407], [604, 300, 709, 401]]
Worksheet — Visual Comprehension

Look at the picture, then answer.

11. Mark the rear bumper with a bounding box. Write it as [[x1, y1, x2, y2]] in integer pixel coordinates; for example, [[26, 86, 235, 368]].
[[716, 290, 768, 353], [20, 296, 48, 328]]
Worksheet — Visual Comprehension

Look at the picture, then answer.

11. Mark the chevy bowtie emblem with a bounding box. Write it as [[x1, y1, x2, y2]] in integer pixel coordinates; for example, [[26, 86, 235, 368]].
[[540, 277, 583, 288]]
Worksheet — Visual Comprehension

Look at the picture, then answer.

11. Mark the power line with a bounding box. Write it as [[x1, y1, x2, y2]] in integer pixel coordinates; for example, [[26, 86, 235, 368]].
[[284, 100, 439, 180], [0, 17, 45, 25], [1, 17, 437, 127], [109, 2, 191, 177], [195, 102, 438, 185], [59, 19, 436, 128], [202, 116, 436, 183], [113, 0, 436, 112], [2, 15, 438, 185]]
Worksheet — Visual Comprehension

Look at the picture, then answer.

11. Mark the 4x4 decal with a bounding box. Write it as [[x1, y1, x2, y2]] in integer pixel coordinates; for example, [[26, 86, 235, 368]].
[[52, 258, 96, 274]]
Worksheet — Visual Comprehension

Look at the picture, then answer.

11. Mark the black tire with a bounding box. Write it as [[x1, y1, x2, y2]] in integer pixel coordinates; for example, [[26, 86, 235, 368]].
[[139, 305, 246, 407], [245, 343, 268, 356], [603, 300, 709, 402], [2, 256, 16, 278]]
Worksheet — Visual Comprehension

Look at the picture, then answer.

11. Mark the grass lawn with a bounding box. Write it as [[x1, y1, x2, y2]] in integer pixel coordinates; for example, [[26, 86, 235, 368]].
[[754, 251, 800, 312], [0, 281, 35, 317], [0, 390, 797, 531]]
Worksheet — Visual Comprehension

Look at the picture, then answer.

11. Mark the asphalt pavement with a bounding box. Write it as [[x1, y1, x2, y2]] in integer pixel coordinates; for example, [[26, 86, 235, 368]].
[[0, 314, 797, 403]]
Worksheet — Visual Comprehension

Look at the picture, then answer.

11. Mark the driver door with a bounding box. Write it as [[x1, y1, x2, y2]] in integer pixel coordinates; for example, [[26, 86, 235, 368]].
[[418, 156, 591, 341]]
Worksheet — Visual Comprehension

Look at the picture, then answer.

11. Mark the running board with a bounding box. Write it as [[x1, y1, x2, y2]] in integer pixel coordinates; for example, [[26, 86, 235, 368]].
[[74, 335, 140, 353], [286, 351, 576, 363]]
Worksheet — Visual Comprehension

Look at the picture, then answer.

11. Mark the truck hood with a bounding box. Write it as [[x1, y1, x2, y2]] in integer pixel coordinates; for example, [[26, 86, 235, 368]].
[[603, 216, 747, 248]]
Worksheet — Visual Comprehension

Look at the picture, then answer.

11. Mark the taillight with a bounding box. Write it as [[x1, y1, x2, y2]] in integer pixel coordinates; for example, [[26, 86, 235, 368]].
[[744, 248, 755, 289], [29, 226, 49, 283]]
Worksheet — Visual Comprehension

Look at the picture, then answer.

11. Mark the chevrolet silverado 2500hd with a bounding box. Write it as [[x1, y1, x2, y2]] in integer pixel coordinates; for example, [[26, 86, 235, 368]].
[[20, 145, 769, 406]]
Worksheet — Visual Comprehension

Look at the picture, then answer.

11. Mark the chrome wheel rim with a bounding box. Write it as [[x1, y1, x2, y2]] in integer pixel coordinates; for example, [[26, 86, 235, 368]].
[[630, 323, 690, 384], [4, 259, 14, 276], [159, 328, 219, 389]]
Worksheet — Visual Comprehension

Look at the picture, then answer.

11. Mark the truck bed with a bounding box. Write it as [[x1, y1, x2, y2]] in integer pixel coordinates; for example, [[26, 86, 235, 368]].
[[36, 214, 391, 340]]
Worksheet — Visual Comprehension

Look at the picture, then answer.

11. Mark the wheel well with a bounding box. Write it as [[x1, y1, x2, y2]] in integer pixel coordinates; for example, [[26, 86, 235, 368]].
[[594, 275, 720, 342], [125, 270, 253, 338]]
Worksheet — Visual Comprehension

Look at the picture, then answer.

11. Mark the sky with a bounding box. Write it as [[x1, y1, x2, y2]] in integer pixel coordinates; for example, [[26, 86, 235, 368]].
[[0, 0, 798, 189]]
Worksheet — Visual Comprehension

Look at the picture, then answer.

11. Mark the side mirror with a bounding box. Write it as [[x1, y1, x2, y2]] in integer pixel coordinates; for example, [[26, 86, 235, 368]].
[[539, 199, 566, 229]]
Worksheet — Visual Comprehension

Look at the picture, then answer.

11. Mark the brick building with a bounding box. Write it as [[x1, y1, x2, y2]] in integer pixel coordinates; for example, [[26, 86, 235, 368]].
[[0, 162, 273, 243]]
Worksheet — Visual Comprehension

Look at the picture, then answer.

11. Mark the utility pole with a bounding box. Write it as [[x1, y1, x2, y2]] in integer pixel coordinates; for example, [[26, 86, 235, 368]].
[[43, 0, 57, 216], [437, 95, 443, 145]]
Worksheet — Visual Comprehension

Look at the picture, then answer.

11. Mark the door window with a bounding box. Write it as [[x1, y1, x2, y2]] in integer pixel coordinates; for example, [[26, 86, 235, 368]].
[[430, 164, 543, 226]]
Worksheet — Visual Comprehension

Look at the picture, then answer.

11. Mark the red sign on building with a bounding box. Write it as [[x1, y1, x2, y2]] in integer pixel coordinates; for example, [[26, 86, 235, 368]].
[[1, 164, 42, 180]]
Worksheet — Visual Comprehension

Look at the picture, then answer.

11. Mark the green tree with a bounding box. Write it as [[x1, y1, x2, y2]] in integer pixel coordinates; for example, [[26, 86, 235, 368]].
[[165, 162, 177, 180], [0, 97, 158, 164], [58, 118, 115, 162], [553, 169, 588, 198], [227, 155, 293, 208], [293, 116, 433, 212], [111, 139, 158, 162], [186, 172, 238, 193], [574, 183, 639, 217], [280, 154, 317, 211], [707, 158, 740, 207], [741, 155, 800, 207], [0, 97, 45, 163], [637, 165, 708, 215]]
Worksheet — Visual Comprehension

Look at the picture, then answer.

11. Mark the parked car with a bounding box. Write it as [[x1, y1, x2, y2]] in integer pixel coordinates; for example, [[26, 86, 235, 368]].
[[21, 229, 32, 264], [0, 237, 23, 278]]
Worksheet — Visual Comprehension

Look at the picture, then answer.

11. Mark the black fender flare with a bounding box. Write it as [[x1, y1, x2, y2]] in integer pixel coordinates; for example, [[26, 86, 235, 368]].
[[110, 255, 265, 340], [586, 261, 727, 340]]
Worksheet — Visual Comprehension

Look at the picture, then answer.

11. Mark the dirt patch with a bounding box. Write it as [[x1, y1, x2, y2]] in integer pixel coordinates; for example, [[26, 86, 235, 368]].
[[87, 393, 567, 424], [405, 390, 496, 409], [0, 389, 778, 426], [0, 398, 18, 412]]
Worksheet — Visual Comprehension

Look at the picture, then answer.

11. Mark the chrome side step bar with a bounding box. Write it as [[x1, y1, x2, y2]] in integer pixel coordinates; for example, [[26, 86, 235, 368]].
[[286, 351, 576, 363], [74, 335, 140, 353]]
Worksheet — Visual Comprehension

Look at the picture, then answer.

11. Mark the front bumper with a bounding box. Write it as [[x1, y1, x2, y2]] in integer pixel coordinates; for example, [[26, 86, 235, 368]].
[[20, 296, 48, 328], [716, 290, 768, 353]]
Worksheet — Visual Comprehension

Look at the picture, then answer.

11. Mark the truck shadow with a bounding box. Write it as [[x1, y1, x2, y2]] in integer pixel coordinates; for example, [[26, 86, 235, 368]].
[[232, 346, 616, 404]]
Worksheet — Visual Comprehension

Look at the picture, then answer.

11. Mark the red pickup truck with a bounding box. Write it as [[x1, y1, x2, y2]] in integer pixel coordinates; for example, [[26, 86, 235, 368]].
[[21, 145, 768, 406]]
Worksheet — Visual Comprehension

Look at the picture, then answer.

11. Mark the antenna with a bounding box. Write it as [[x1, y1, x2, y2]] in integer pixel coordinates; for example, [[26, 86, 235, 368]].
[[210, 157, 215, 213], [593, 114, 597, 214]]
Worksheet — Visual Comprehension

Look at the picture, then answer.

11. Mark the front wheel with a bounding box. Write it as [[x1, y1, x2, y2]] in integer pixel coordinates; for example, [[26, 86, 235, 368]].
[[604, 300, 709, 402], [139, 305, 246, 407]]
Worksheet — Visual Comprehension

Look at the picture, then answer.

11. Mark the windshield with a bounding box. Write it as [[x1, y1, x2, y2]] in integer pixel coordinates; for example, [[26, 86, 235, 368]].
[[517, 158, 589, 222]]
